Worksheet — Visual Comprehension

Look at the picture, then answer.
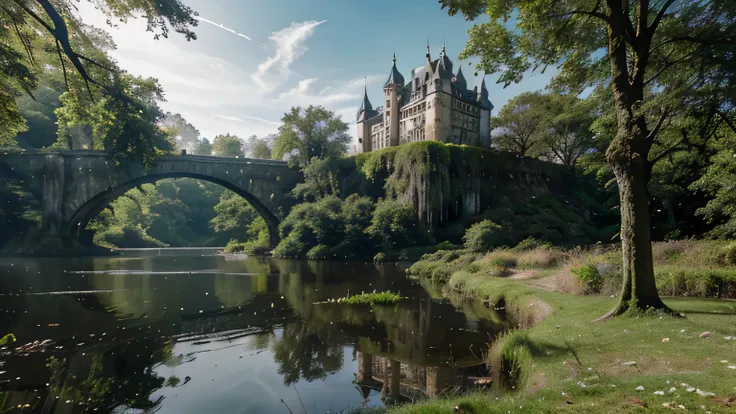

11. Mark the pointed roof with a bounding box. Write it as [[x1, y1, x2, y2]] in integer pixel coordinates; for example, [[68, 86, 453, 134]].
[[384, 53, 405, 87], [453, 66, 467, 90], [476, 75, 494, 110], [435, 44, 453, 79], [357, 86, 378, 122]]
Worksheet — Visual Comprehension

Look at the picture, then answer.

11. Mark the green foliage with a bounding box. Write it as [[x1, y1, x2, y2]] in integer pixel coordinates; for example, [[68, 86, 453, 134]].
[[194, 138, 212, 155], [211, 133, 244, 157], [720, 243, 736, 266], [408, 250, 479, 283], [244, 134, 274, 159], [491, 92, 550, 157], [339, 290, 402, 306], [692, 132, 736, 239], [463, 220, 504, 252], [273, 105, 351, 167], [513, 238, 552, 252], [292, 157, 340, 201], [1, 0, 197, 159], [366, 199, 430, 249], [571, 263, 604, 294], [0, 333, 16, 346], [273, 194, 378, 259], [488, 331, 533, 391]]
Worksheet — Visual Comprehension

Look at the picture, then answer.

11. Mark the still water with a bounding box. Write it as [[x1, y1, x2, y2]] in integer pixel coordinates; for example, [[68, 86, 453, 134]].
[[0, 249, 507, 413]]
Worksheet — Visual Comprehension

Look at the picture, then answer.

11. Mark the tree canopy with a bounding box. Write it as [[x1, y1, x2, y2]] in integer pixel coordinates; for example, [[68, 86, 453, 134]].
[[272, 106, 351, 167]]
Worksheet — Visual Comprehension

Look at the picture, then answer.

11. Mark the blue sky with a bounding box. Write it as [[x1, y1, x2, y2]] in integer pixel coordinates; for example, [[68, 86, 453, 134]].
[[77, 0, 556, 145]]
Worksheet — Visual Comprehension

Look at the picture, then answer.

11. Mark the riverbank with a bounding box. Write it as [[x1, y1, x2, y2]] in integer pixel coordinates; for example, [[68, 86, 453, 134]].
[[376, 241, 736, 413]]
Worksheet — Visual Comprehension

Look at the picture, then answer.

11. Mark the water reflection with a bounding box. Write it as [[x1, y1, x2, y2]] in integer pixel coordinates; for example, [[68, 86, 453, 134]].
[[0, 250, 506, 413]]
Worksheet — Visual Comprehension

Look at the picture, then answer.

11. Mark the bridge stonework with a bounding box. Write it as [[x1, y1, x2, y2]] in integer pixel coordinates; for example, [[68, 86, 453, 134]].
[[0, 150, 300, 254]]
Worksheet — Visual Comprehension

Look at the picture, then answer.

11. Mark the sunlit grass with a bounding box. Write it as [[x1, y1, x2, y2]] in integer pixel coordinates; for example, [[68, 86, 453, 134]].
[[339, 290, 402, 306]]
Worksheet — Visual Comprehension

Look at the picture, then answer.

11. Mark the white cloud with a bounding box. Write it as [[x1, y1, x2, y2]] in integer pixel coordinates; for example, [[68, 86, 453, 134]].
[[346, 74, 381, 89], [215, 114, 281, 127], [251, 20, 326, 91]]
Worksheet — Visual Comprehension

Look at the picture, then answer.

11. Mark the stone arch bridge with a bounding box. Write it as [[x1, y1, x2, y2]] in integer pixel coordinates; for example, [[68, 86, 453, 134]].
[[0, 150, 300, 252]]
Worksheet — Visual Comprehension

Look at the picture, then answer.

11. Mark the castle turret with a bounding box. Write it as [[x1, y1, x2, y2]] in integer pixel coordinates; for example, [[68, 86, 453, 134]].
[[383, 54, 403, 148], [476, 74, 493, 147], [356, 86, 378, 153]]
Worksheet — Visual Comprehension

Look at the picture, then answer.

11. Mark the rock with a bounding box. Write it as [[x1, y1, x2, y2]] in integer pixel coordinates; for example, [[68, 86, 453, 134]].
[[724, 336, 734, 340], [662, 338, 670, 343], [699, 331, 713, 338], [635, 385, 645, 391], [695, 389, 715, 397], [721, 360, 729, 363], [662, 403, 671, 408], [623, 361, 637, 366], [668, 387, 677, 393], [728, 366, 736, 370], [653, 391, 665, 395], [686, 387, 696, 392]]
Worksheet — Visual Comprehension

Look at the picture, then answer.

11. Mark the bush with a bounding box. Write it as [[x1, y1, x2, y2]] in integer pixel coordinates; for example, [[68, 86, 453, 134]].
[[464, 220, 505, 252], [224, 239, 247, 253], [513, 238, 551, 252], [516, 248, 563, 269], [719, 243, 736, 266], [272, 232, 307, 258], [373, 252, 386, 264], [367, 199, 430, 249], [306, 244, 331, 259], [571, 263, 603, 294]]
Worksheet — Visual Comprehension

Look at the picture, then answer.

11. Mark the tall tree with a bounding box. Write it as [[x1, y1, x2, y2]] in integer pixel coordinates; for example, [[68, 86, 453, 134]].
[[161, 112, 200, 152], [272, 106, 351, 167], [244, 134, 275, 159], [491, 91, 550, 157], [194, 138, 213, 155], [441, 0, 736, 317], [541, 94, 596, 167], [212, 133, 244, 157]]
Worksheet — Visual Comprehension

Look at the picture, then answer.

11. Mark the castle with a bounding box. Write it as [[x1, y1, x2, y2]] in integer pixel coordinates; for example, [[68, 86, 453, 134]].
[[356, 44, 493, 153]]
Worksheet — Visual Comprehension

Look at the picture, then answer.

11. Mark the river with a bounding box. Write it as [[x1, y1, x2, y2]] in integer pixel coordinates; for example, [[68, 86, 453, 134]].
[[0, 249, 508, 413]]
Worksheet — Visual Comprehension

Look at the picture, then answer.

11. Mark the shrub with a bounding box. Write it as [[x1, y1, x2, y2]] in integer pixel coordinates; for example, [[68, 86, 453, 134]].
[[373, 252, 386, 264], [306, 244, 331, 259], [463, 220, 505, 252], [366, 199, 430, 249], [719, 243, 736, 266], [571, 263, 603, 294], [272, 232, 307, 258], [224, 239, 247, 253], [513, 238, 551, 252]]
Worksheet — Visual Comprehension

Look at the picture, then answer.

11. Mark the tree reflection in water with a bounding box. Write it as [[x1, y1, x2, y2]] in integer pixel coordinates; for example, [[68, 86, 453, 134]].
[[272, 321, 343, 385]]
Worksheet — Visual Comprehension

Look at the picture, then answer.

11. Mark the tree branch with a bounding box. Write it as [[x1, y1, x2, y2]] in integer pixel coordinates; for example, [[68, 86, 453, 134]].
[[646, 107, 670, 141], [648, 0, 676, 35], [12, 0, 54, 33], [55, 40, 69, 92], [717, 110, 736, 135]]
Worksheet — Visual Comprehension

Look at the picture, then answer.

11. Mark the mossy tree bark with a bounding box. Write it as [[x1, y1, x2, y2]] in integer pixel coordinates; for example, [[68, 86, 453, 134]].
[[600, 3, 671, 318]]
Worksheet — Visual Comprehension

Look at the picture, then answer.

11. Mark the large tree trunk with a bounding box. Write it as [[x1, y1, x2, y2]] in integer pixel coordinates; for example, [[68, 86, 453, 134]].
[[604, 148, 669, 317]]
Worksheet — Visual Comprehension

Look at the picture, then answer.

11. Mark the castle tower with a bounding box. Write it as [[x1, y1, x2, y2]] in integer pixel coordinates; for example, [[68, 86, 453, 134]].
[[383, 54, 404, 148], [356, 86, 376, 153], [476, 75, 493, 147]]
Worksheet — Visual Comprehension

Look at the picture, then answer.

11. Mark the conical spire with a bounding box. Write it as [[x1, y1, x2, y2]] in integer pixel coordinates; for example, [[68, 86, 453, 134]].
[[476, 74, 493, 110], [384, 53, 405, 87], [454, 65, 467, 89], [357, 84, 376, 122], [435, 43, 453, 79], [426, 39, 431, 61]]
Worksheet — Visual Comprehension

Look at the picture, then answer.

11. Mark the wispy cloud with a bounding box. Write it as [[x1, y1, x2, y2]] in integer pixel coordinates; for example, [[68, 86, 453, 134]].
[[346, 75, 381, 88], [194, 16, 253, 41], [278, 77, 358, 104], [215, 114, 281, 126], [251, 20, 326, 90]]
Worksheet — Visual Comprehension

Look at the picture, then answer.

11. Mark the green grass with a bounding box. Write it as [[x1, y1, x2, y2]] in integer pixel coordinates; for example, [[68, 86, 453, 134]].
[[340, 290, 402, 306], [382, 275, 736, 413]]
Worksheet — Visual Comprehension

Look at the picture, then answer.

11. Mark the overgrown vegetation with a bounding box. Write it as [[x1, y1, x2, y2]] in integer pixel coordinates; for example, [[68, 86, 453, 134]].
[[337, 291, 402, 306]]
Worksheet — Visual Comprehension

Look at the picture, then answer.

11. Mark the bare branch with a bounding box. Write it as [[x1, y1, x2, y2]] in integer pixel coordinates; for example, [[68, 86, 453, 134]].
[[12, 0, 54, 33]]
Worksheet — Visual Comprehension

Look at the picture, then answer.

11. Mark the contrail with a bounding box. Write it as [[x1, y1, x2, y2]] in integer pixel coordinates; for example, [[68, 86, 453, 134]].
[[195, 16, 253, 41]]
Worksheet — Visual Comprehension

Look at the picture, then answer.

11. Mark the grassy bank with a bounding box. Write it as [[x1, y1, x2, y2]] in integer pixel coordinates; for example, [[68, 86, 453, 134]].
[[380, 240, 736, 413]]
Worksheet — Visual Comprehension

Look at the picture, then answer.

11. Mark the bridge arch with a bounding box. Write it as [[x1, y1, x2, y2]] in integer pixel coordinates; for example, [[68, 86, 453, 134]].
[[67, 172, 281, 249]]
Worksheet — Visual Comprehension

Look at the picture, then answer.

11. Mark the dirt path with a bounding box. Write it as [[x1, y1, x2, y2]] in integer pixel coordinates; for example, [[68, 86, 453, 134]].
[[510, 269, 558, 291]]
